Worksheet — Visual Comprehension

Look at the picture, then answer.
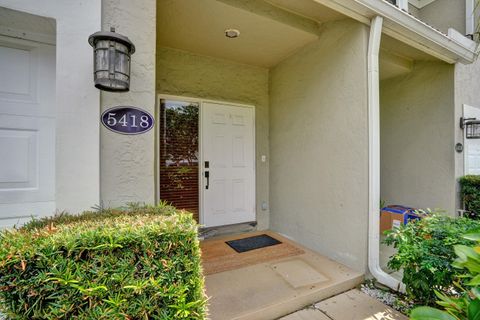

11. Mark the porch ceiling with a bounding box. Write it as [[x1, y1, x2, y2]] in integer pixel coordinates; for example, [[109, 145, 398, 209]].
[[381, 33, 437, 62], [265, 0, 346, 23], [157, 0, 343, 68], [380, 34, 438, 81]]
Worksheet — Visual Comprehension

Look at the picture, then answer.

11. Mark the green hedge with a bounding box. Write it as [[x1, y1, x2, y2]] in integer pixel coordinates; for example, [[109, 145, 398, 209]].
[[0, 204, 206, 319], [459, 175, 480, 218]]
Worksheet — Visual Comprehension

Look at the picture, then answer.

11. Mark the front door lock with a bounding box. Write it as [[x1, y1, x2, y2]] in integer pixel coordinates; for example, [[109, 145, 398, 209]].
[[205, 171, 210, 190]]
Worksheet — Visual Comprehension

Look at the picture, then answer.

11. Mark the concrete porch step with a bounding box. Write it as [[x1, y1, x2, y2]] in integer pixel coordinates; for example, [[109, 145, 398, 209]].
[[203, 231, 364, 320], [280, 289, 408, 320]]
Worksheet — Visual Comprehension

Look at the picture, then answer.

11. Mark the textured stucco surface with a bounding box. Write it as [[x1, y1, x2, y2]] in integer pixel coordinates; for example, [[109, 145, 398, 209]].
[[417, 0, 465, 35], [380, 61, 456, 214], [156, 46, 270, 229], [455, 52, 480, 204], [0, 0, 101, 213], [100, 0, 156, 207], [269, 19, 370, 272]]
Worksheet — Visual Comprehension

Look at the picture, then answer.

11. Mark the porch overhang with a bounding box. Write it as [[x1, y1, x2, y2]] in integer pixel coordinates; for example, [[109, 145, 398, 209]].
[[311, 0, 477, 64]]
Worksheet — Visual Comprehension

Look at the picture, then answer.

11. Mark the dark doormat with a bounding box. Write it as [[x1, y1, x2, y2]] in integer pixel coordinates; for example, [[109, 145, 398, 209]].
[[226, 234, 282, 253]]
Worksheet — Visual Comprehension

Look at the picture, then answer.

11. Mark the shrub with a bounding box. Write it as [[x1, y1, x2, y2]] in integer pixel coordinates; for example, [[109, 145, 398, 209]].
[[459, 175, 480, 218], [384, 212, 480, 306], [410, 230, 480, 320], [0, 204, 206, 319]]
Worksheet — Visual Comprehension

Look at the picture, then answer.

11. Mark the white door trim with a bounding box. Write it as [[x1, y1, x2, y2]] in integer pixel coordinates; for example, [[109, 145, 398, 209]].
[[156, 94, 256, 227]]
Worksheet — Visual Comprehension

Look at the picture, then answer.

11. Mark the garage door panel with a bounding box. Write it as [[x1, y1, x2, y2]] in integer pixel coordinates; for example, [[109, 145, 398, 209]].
[[0, 39, 38, 104], [0, 128, 37, 188], [0, 36, 55, 118], [0, 115, 55, 204]]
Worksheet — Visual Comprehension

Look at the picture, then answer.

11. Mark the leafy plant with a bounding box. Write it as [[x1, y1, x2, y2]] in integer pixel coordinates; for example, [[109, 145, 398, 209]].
[[384, 212, 480, 306], [0, 203, 206, 319], [410, 230, 480, 320], [460, 175, 480, 219]]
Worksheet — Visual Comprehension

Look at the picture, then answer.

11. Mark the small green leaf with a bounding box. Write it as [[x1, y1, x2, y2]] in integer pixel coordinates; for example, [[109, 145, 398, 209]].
[[455, 245, 478, 261], [469, 299, 480, 320], [464, 232, 480, 241], [410, 307, 457, 320], [473, 288, 480, 299], [468, 275, 480, 286]]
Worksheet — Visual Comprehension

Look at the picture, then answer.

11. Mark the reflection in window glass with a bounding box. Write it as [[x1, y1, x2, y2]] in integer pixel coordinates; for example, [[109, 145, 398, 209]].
[[159, 100, 199, 221]]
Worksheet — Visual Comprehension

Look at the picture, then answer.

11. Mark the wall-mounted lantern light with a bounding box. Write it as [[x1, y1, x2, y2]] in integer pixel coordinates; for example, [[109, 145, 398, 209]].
[[460, 117, 480, 139], [466, 121, 480, 139], [88, 27, 135, 92]]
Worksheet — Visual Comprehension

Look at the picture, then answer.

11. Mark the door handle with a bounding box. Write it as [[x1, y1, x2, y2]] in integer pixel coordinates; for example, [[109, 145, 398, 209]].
[[205, 171, 210, 190]]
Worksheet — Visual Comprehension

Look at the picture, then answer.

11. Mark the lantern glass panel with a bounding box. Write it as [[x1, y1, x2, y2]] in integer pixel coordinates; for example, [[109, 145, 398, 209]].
[[95, 48, 109, 72], [115, 53, 129, 75], [466, 121, 480, 139]]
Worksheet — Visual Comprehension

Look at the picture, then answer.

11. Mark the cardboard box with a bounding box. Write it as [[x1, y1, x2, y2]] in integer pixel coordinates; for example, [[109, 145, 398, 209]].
[[380, 205, 421, 233]]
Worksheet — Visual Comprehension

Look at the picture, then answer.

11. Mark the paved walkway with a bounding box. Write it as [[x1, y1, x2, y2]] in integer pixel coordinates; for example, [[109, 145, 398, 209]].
[[280, 289, 408, 320]]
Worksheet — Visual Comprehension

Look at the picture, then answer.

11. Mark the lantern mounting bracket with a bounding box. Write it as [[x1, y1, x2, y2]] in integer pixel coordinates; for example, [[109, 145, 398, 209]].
[[460, 117, 477, 129]]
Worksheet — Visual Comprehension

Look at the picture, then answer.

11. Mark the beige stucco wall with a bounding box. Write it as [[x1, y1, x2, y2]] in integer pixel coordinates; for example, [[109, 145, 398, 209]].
[[156, 46, 270, 229], [417, 0, 465, 35], [100, 0, 157, 207], [380, 61, 456, 214], [269, 19, 370, 272]]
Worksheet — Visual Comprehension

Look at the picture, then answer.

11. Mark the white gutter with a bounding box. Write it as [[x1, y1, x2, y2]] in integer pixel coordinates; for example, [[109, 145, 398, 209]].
[[466, 0, 475, 36], [313, 0, 476, 63], [367, 15, 406, 292], [358, 0, 476, 64]]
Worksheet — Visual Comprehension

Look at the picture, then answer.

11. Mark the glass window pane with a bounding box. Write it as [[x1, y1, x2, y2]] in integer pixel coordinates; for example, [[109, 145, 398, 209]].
[[159, 99, 199, 221]]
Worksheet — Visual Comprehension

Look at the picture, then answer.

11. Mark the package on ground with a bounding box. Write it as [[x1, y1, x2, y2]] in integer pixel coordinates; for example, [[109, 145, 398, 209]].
[[380, 205, 422, 233]]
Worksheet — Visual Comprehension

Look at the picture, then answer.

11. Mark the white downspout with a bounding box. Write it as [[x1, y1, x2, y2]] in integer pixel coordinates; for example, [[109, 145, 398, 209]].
[[466, 0, 475, 37], [367, 15, 406, 292]]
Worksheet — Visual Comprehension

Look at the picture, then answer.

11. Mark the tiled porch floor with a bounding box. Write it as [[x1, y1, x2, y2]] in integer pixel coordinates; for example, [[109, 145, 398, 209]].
[[201, 231, 364, 320]]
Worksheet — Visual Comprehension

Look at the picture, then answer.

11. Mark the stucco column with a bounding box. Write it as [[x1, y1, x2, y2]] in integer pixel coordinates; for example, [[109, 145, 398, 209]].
[[100, 0, 156, 207]]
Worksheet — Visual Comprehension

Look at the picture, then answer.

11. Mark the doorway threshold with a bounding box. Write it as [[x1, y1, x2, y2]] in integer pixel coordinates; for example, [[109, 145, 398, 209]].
[[198, 221, 257, 240]]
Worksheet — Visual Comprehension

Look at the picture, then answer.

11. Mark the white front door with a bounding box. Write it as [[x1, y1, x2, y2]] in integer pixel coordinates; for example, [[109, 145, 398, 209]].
[[202, 102, 255, 227], [0, 35, 56, 228]]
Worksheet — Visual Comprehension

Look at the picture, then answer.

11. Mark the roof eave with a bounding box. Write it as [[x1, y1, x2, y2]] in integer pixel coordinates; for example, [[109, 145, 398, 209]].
[[313, 0, 476, 64]]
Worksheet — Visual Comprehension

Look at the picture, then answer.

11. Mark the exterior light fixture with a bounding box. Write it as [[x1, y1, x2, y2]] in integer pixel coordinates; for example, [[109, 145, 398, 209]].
[[460, 117, 480, 139], [466, 121, 480, 139], [225, 29, 240, 38], [88, 27, 135, 92]]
